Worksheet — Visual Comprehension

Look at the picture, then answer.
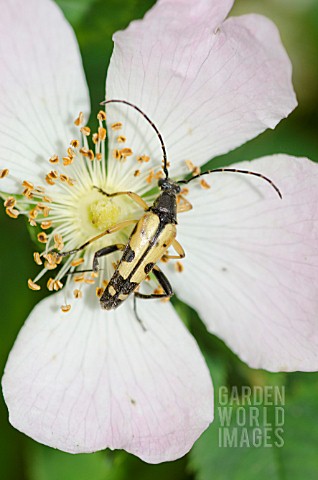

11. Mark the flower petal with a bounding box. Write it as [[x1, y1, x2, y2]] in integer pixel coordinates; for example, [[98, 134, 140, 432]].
[[106, 0, 296, 184], [2, 287, 213, 463], [166, 155, 318, 372], [0, 0, 90, 193]]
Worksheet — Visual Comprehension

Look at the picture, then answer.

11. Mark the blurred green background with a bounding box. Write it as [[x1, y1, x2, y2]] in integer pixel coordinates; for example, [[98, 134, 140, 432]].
[[1, 0, 318, 478]]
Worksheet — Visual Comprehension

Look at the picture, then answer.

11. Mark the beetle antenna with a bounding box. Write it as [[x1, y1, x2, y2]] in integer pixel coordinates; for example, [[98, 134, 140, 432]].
[[178, 168, 282, 199], [101, 99, 169, 178]]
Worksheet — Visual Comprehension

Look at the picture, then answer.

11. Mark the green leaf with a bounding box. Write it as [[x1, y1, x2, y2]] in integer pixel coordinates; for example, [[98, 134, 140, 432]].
[[26, 445, 113, 480], [189, 363, 318, 480], [55, 0, 96, 25]]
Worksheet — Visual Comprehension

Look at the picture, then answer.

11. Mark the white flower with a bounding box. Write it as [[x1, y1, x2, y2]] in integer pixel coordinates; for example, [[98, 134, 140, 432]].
[[1, 0, 318, 464]]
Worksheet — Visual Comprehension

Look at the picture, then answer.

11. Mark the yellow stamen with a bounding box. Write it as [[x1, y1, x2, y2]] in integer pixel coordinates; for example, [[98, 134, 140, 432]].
[[41, 220, 52, 230], [28, 279, 41, 291], [111, 122, 122, 130], [96, 287, 104, 298], [97, 110, 106, 121], [73, 289, 83, 299], [0, 168, 9, 179], [71, 258, 84, 267], [33, 252, 43, 265], [74, 112, 84, 126], [61, 304, 71, 313], [4, 197, 16, 208], [37, 232, 48, 243], [175, 261, 184, 273], [49, 155, 59, 164], [200, 179, 210, 189]]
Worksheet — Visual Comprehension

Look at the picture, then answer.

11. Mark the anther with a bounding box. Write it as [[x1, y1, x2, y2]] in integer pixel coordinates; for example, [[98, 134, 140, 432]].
[[175, 261, 184, 273], [120, 148, 133, 158], [37, 232, 48, 243], [81, 126, 91, 136], [74, 112, 84, 126], [70, 139, 80, 148], [49, 155, 59, 164], [47, 278, 55, 291], [137, 155, 150, 164], [98, 127, 106, 141], [73, 289, 83, 299], [117, 135, 126, 143], [61, 304, 71, 313], [28, 279, 41, 291], [6, 207, 19, 219], [41, 220, 52, 230], [96, 287, 104, 298], [0, 168, 9, 179], [4, 197, 16, 208], [54, 234, 64, 251], [33, 252, 43, 265], [53, 280, 63, 291], [97, 110, 106, 121], [111, 122, 122, 130], [200, 179, 211, 189], [71, 258, 84, 267]]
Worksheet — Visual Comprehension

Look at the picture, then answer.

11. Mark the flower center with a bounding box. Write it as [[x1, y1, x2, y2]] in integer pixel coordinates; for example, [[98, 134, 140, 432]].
[[89, 197, 120, 231], [77, 189, 122, 236]]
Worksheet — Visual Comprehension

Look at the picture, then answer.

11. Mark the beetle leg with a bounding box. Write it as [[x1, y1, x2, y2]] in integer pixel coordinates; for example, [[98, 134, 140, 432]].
[[177, 194, 192, 213], [93, 186, 149, 211], [134, 265, 173, 300], [161, 239, 185, 261], [92, 244, 125, 272], [56, 219, 138, 259], [64, 244, 126, 277]]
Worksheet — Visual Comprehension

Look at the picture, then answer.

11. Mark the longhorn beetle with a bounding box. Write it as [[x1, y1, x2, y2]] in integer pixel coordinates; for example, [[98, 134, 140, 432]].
[[57, 99, 282, 321]]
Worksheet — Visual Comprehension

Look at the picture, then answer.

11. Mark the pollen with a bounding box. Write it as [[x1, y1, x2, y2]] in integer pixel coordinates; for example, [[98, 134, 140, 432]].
[[61, 304, 71, 313], [134, 170, 141, 177], [0, 168, 9, 179], [28, 279, 41, 291], [111, 122, 122, 130], [117, 135, 126, 143]]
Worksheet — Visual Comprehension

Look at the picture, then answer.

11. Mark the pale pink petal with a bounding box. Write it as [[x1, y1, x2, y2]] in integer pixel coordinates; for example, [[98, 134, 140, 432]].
[[0, 0, 90, 193], [2, 287, 213, 463], [105, 0, 296, 186], [165, 155, 318, 372]]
